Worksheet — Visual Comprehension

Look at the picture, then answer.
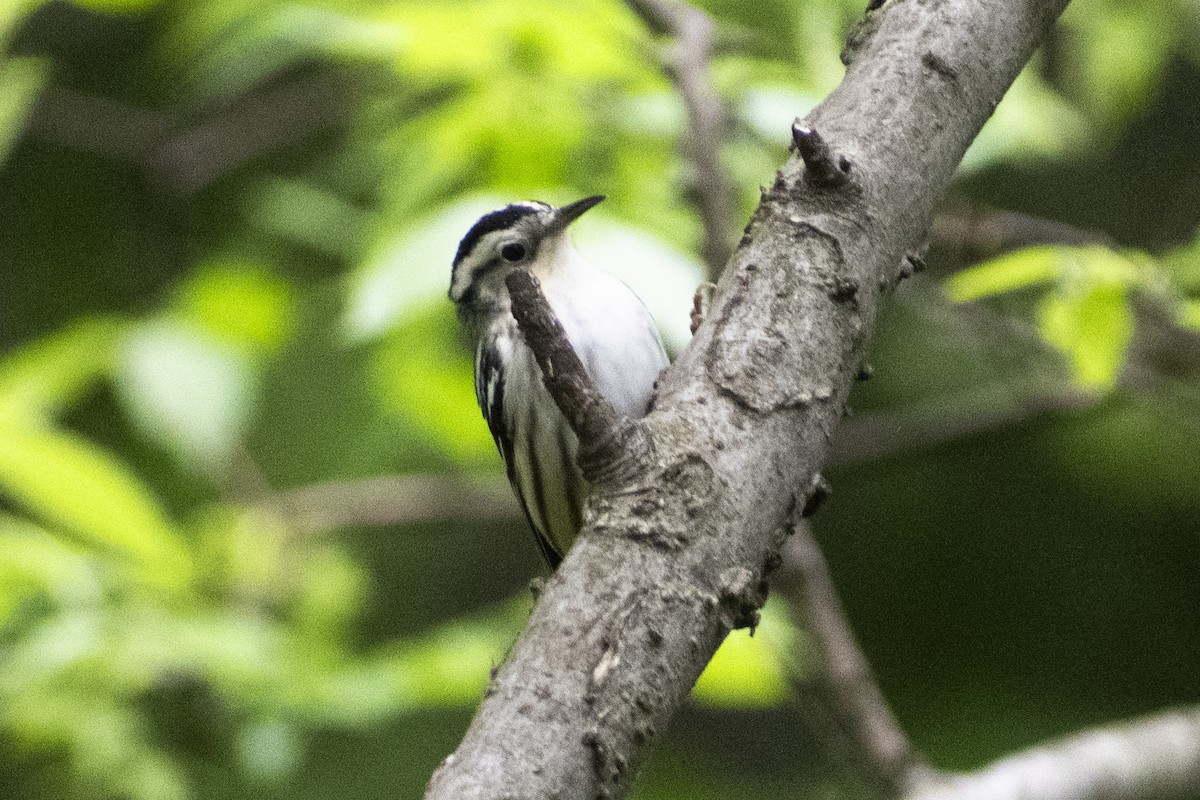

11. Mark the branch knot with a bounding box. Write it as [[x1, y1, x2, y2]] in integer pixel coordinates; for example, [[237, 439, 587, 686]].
[[791, 120, 853, 189]]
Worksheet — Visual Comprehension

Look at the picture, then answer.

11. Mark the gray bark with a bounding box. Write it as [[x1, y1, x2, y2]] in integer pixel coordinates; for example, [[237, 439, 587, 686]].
[[904, 706, 1200, 800], [425, 0, 1072, 797]]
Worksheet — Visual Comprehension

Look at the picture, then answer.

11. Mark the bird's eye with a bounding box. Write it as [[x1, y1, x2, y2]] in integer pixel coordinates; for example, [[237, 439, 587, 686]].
[[500, 242, 527, 262]]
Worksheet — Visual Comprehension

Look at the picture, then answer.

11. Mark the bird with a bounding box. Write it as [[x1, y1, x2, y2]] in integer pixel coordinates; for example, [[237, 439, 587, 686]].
[[449, 195, 669, 567]]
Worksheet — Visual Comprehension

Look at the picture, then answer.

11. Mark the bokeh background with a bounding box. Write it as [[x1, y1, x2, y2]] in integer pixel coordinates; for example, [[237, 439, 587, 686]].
[[1, 0, 1199, 798]]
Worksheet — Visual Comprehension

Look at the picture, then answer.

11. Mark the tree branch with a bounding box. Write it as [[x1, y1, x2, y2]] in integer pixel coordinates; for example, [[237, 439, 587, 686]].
[[931, 205, 1115, 265], [778, 519, 930, 795], [273, 473, 516, 533], [904, 706, 1200, 800], [625, 0, 735, 280], [149, 68, 347, 195], [828, 385, 1094, 467], [427, 0, 1072, 796], [25, 68, 347, 195]]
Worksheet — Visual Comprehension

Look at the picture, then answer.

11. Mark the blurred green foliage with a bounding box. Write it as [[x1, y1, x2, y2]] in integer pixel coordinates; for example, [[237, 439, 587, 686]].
[[947, 246, 1150, 390], [1, 0, 1199, 798]]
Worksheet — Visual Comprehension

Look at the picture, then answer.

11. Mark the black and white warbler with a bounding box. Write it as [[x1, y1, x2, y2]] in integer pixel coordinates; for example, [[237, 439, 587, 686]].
[[449, 196, 669, 566]]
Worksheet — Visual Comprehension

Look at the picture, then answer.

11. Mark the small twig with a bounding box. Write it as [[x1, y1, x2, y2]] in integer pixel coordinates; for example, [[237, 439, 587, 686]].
[[904, 705, 1200, 800], [149, 69, 347, 195], [792, 120, 852, 189], [779, 518, 929, 794], [25, 69, 346, 196], [505, 271, 652, 485], [625, 0, 734, 280], [931, 205, 1115, 264], [275, 473, 517, 533], [829, 387, 1094, 467]]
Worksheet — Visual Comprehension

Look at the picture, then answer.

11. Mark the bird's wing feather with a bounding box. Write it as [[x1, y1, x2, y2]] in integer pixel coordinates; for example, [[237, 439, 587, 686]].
[[475, 336, 563, 567]]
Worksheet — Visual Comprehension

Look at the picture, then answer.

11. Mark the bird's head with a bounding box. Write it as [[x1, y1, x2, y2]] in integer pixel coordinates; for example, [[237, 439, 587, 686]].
[[448, 195, 604, 311]]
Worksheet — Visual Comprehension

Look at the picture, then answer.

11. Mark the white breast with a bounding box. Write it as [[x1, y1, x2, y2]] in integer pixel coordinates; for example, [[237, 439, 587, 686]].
[[535, 240, 669, 417], [488, 238, 669, 558]]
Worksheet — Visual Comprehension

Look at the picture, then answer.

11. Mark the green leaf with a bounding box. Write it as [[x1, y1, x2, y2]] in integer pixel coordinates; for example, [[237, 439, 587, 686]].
[[1065, 246, 1145, 286], [2, 3, 45, 50], [120, 610, 283, 691], [0, 56, 48, 167], [0, 421, 192, 588], [4, 684, 187, 800], [392, 619, 508, 706], [244, 177, 370, 259], [193, 505, 289, 598], [1059, 0, 1176, 123], [383, 0, 641, 83], [293, 545, 366, 634], [0, 513, 101, 612], [950, 246, 1141, 391], [293, 602, 525, 725], [119, 752, 190, 800], [0, 318, 123, 421], [692, 596, 793, 708], [1038, 282, 1133, 392], [67, 0, 161, 13], [115, 319, 255, 469], [369, 304, 496, 465], [365, 0, 652, 192], [260, 5, 402, 61], [173, 261, 296, 355], [945, 246, 1064, 302], [237, 718, 300, 783], [1178, 300, 1200, 332]]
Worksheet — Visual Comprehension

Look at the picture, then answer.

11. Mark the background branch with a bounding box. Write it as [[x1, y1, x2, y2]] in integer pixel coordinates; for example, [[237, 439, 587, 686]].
[[26, 66, 347, 195], [625, 0, 735, 279], [931, 204, 1115, 264], [275, 474, 516, 533], [778, 519, 930, 795], [904, 706, 1200, 800]]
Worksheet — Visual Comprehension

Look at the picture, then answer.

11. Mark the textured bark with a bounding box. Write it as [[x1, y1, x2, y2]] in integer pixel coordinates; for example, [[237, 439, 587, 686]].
[[425, 0, 1072, 797]]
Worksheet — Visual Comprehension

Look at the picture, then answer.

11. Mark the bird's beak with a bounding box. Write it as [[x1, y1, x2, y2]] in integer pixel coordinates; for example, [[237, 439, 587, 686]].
[[547, 195, 605, 234]]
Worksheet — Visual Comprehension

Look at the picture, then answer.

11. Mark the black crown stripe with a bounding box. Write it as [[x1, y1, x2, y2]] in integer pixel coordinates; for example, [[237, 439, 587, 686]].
[[452, 203, 547, 268]]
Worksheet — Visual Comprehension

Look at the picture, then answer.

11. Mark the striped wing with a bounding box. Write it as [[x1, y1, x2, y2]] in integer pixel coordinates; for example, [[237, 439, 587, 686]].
[[475, 334, 582, 567]]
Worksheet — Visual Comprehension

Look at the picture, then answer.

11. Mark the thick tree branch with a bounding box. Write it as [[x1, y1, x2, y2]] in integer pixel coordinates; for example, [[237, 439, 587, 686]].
[[904, 706, 1200, 800], [426, 0, 1072, 797], [625, 0, 734, 279]]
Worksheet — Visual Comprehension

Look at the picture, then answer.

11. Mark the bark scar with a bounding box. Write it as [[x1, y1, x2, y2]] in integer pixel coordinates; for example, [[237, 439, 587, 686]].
[[705, 223, 851, 412], [583, 591, 651, 797], [922, 51, 959, 81]]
